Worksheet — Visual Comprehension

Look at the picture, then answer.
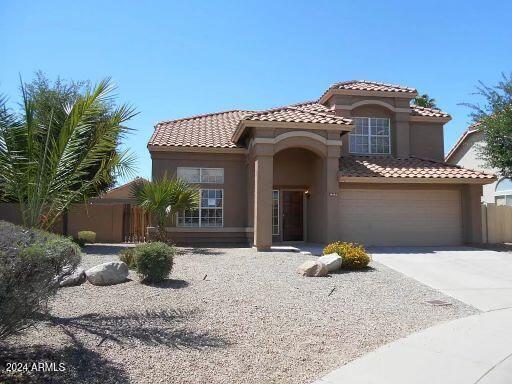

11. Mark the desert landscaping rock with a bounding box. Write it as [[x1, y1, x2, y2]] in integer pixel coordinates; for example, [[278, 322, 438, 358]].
[[297, 260, 328, 277], [59, 267, 86, 287], [6, 246, 478, 384], [86, 261, 129, 286], [318, 253, 342, 271]]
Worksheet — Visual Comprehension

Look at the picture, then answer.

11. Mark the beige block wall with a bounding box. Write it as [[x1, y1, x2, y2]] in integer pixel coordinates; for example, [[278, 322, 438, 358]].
[[67, 204, 125, 243]]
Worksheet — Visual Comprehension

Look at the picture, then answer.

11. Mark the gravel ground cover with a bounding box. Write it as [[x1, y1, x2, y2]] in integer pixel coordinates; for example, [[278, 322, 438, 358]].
[[2, 245, 478, 384]]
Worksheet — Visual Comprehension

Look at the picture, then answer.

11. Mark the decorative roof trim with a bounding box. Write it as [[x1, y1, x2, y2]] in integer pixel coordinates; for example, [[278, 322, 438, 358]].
[[148, 145, 247, 154], [410, 115, 452, 123], [231, 116, 353, 143], [338, 175, 495, 185], [319, 89, 418, 104]]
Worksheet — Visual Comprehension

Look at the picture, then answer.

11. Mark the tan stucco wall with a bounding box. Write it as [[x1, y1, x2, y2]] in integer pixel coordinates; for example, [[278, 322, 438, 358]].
[[409, 122, 445, 161], [151, 151, 248, 228]]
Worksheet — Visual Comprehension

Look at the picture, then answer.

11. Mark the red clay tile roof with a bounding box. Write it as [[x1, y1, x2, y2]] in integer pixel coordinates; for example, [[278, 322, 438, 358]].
[[241, 105, 352, 126], [149, 102, 350, 148], [149, 110, 252, 148], [150, 81, 450, 149], [326, 80, 417, 94], [340, 156, 495, 180], [411, 105, 450, 118]]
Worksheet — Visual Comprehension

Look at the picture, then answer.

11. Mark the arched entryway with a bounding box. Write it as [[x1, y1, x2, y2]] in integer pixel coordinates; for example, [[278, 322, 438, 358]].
[[250, 131, 342, 250], [273, 147, 325, 243]]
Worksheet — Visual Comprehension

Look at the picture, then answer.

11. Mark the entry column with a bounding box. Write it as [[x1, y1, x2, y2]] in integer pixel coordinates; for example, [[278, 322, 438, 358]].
[[254, 154, 273, 251], [325, 140, 342, 243]]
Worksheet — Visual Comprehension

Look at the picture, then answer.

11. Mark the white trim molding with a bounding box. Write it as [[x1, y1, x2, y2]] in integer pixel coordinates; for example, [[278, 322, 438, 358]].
[[336, 100, 411, 113], [250, 131, 343, 149]]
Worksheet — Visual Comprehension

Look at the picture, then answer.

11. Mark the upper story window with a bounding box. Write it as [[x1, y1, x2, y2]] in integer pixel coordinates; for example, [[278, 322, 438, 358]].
[[349, 117, 391, 155], [177, 167, 224, 184], [495, 178, 512, 206]]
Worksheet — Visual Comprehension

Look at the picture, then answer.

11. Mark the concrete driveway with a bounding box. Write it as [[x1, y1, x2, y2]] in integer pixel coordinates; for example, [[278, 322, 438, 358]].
[[313, 246, 512, 384], [371, 246, 512, 312]]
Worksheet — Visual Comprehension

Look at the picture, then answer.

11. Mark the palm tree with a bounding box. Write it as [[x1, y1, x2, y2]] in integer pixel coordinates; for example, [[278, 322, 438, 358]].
[[413, 94, 437, 108], [132, 176, 199, 242], [0, 78, 137, 229]]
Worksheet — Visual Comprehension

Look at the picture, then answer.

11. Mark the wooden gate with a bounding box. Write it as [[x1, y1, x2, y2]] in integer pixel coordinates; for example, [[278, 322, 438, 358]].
[[122, 204, 150, 243]]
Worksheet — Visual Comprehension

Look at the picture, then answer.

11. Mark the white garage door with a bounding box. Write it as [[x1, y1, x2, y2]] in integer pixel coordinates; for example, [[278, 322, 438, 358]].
[[338, 188, 463, 246]]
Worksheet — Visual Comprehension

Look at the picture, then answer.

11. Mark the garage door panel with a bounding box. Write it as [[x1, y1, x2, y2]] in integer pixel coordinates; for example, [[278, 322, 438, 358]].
[[338, 189, 463, 246]]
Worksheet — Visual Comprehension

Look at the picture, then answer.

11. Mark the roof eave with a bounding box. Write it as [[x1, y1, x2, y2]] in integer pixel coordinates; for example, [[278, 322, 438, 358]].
[[232, 119, 353, 145], [338, 175, 496, 185], [319, 88, 418, 104], [410, 115, 452, 123], [147, 144, 247, 154]]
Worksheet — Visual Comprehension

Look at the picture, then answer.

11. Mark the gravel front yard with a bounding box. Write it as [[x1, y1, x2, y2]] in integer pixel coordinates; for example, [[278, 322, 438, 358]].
[[2, 245, 478, 384]]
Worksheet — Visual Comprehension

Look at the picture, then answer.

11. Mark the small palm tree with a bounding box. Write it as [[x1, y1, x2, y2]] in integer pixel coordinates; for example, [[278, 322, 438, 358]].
[[414, 94, 437, 108], [0, 78, 136, 229], [132, 176, 199, 242]]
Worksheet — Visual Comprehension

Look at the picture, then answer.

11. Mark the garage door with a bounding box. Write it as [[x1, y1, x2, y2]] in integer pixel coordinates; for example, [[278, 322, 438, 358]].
[[338, 189, 463, 246]]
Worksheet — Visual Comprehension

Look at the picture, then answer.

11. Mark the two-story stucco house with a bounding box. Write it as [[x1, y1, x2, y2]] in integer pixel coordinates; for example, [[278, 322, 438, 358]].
[[446, 125, 512, 206], [148, 80, 495, 249]]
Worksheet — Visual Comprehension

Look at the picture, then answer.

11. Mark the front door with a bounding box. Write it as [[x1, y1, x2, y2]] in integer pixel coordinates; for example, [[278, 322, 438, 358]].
[[282, 191, 303, 241]]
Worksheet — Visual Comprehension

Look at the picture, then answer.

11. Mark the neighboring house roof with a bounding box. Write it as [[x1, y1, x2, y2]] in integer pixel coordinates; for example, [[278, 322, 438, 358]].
[[91, 177, 149, 204], [339, 156, 495, 182], [149, 81, 449, 150], [445, 126, 481, 162]]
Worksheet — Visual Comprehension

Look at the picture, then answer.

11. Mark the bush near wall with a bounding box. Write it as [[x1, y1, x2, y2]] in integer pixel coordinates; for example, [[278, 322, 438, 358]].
[[323, 241, 371, 269], [133, 242, 175, 283], [0, 221, 81, 340], [119, 248, 136, 269], [77, 231, 96, 244]]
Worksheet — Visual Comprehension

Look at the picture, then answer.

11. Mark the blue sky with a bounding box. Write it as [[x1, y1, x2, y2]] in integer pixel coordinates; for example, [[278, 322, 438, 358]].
[[1, 0, 511, 184]]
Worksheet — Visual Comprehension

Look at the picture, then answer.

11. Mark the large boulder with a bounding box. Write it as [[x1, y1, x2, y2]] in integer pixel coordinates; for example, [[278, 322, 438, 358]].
[[317, 253, 342, 272], [86, 262, 129, 286], [296, 260, 328, 277], [60, 267, 86, 287]]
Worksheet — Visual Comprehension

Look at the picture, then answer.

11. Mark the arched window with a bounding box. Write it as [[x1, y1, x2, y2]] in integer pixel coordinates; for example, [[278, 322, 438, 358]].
[[495, 178, 512, 206]]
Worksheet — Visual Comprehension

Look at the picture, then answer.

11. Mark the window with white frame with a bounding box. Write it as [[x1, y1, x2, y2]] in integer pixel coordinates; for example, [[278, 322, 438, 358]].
[[349, 117, 391, 154], [177, 189, 223, 227], [495, 178, 512, 206], [177, 167, 224, 184], [272, 190, 279, 235]]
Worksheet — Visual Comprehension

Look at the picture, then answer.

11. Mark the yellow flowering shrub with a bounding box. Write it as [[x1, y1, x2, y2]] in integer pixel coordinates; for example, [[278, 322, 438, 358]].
[[323, 241, 371, 269]]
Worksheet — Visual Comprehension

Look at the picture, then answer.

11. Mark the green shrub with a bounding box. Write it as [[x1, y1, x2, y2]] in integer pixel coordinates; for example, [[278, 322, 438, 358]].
[[323, 241, 371, 269], [0, 221, 81, 340], [119, 248, 136, 269], [133, 242, 175, 283], [77, 230, 96, 244]]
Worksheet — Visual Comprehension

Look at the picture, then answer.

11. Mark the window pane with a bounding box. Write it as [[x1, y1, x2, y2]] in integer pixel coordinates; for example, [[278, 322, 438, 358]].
[[496, 196, 506, 206], [272, 190, 279, 235], [507, 195, 512, 206], [200, 189, 223, 227], [201, 168, 224, 184], [370, 118, 390, 136], [496, 178, 512, 192], [177, 168, 200, 183]]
